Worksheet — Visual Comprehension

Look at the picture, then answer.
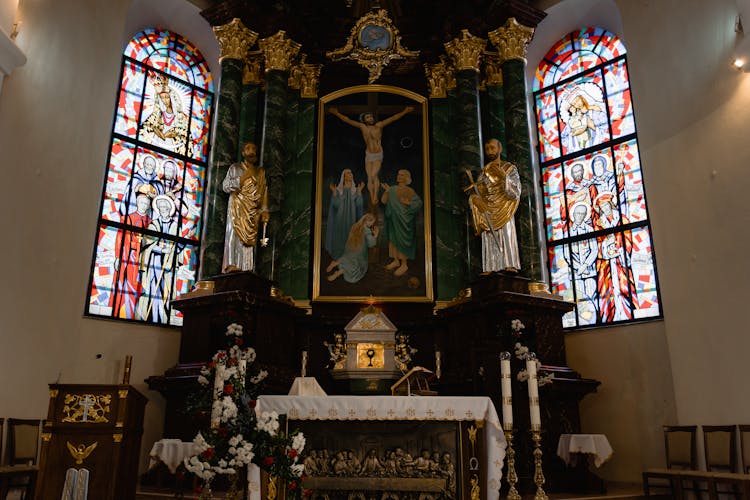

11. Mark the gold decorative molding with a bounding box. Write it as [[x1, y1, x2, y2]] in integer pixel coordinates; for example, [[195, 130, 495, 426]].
[[66, 441, 98, 465], [118, 389, 128, 399], [41, 433, 52, 442], [116, 421, 124, 428], [327, 9, 419, 83], [488, 17, 535, 63], [244, 51, 264, 85], [299, 63, 322, 98], [113, 433, 123, 443], [258, 31, 302, 72], [213, 18, 259, 63], [483, 51, 504, 87], [49, 389, 58, 398], [424, 55, 456, 98], [444, 29, 486, 72]]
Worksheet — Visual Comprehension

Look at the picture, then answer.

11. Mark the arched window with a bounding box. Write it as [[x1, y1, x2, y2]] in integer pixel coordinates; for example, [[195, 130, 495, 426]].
[[86, 29, 214, 326], [533, 27, 661, 328]]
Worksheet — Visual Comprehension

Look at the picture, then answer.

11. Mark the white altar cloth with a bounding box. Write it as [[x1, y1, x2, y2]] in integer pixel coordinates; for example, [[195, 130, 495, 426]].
[[148, 439, 200, 473], [556, 434, 613, 468], [249, 395, 506, 500]]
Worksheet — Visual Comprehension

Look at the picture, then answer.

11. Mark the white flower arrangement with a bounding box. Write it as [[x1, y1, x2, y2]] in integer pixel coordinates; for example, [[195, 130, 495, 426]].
[[511, 321, 554, 386], [184, 323, 306, 496]]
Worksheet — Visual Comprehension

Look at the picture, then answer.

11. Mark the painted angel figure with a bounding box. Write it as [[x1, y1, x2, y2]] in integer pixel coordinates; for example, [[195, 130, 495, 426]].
[[559, 82, 608, 153]]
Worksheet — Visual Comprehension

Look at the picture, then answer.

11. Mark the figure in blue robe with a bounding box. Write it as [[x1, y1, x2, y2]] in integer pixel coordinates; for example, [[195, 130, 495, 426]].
[[326, 213, 378, 283], [381, 169, 423, 277], [324, 169, 364, 260]]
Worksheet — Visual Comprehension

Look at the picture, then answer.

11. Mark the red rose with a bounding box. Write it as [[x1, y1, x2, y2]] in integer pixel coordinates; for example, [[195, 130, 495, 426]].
[[228, 358, 237, 366], [201, 448, 214, 460], [263, 457, 274, 466], [235, 337, 244, 345], [287, 481, 298, 491], [224, 383, 234, 395], [208, 361, 216, 369], [249, 399, 257, 408], [288, 449, 298, 459]]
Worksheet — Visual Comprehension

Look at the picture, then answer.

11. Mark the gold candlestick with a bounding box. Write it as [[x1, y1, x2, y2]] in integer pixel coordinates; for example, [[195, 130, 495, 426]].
[[122, 355, 133, 385], [531, 428, 549, 500], [503, 427, 522, 500]]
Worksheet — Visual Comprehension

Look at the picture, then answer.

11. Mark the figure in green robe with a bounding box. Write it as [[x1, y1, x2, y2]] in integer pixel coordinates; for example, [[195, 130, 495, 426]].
[[381, 169, 423, 277]]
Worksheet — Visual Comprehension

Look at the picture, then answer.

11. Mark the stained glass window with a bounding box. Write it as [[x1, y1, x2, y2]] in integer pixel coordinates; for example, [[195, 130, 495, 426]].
[[87, 29, 214, 326], [533, 27, 661, 328]]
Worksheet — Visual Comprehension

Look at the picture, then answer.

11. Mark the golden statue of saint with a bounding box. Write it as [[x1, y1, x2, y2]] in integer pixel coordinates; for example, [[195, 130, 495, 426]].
[[223, 142, 269, 272], [467, 138, 521, 272]]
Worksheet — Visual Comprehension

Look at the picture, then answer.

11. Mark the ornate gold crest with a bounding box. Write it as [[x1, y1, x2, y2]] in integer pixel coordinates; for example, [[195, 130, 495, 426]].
[[327, 9, 419, 83]]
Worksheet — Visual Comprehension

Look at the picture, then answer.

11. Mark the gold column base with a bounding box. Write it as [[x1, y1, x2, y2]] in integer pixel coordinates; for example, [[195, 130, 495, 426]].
[[532, 429, 549, 500], [503, 428, 522, 500]]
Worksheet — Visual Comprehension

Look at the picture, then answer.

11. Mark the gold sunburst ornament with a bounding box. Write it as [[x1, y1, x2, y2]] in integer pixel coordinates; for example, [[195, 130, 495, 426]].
[[327, 9, 419, 83]]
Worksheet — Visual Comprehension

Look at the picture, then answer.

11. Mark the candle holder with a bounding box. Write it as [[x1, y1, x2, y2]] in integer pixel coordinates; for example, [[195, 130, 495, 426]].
[[531, 427, 549, 500], [503, 426, 522, 500]]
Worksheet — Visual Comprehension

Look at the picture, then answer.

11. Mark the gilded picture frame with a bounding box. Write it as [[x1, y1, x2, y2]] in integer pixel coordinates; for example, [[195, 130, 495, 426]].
[[312, 85, 433, 303]]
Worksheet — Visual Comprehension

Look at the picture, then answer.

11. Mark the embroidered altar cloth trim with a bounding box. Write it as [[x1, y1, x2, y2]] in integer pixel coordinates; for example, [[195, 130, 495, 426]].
[[557, 433, 613, 468], [250, 395, 507, 500]]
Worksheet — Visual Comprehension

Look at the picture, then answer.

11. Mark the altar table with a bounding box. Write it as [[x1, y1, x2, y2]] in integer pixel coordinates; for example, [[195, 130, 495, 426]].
[[250, 395, 507, 500]]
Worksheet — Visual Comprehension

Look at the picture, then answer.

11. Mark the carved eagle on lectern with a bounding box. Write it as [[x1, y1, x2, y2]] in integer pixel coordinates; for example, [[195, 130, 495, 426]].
[[66, 441, 98, 465]]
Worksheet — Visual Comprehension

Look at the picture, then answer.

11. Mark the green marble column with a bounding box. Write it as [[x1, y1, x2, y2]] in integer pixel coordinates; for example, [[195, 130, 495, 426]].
[[484, 84, 508, 160], [237, 83, 261, 157], [278, 95, 315, 299], [455, 69, 483, 281], [431, 94, 465, 300], [199, 57, 244, 279], [257, 69, 289, 281], [502, 59, 543, 281], [199, 19, 257, 279], [490, 18, 544, 282]]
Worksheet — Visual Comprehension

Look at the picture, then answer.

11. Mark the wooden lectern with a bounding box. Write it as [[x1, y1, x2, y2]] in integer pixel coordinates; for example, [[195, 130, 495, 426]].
[[36, 384, 147, 500]]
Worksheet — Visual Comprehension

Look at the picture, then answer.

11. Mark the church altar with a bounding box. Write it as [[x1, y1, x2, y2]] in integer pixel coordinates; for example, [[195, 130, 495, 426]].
[[250, 395, 506, 500]]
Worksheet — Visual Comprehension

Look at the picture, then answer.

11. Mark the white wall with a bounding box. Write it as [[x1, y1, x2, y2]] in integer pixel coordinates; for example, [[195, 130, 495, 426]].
[[528, 0, 750, 483], [0, 0, 215, 473]]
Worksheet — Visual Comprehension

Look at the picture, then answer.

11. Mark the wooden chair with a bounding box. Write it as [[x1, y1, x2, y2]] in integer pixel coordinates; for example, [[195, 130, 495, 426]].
[[0, 418, 4, 465], [643, 425, 698, 496], [740, 425, 750, 474], [664, 425, 698, 470], [0, 419, 41, 499], [703, 425, 738, 473]]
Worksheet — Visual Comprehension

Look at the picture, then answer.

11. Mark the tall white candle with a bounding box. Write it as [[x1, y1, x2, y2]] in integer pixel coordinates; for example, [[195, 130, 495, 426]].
[[500, 352, 513, 429], [211, 363, 226, 429], [526, 353, 541, 429], [238, 359, 247, 382], [301, 351, 308, 378]]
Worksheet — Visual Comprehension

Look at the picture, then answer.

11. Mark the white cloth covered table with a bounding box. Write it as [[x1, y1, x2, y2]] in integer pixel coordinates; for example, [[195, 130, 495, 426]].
[[148, 439, 200, 473], [556, 434, 613, 468], [249, 395, 506, 500]]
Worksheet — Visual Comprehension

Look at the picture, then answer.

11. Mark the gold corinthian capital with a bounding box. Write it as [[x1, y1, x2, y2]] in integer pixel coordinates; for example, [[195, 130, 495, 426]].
[[444, 29, 487, 72], [258, 31, 302, 72], [213, 18, 258, 62], [424, 55, 456, 98], [243, 51, 264, 85], [488, 18, 535, 63]]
